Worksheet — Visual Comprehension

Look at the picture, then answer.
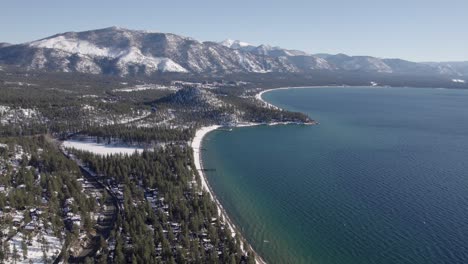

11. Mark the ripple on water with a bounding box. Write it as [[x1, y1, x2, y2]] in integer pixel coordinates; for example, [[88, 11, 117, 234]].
[[203, 87, 468, 264]]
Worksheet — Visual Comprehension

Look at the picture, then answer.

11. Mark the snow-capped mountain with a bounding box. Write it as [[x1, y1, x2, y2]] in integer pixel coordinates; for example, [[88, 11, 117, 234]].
[[423, 61, 468, 77], [220, 39, 309, 57], [0, 27, 299, 75], [312, 53, 468, 76], [220, 39, 255, 51], [0, 27, 466, 78]]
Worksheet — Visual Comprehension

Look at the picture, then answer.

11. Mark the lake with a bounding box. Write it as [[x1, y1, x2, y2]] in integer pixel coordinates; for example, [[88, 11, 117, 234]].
[[202, 87, 468, 264]]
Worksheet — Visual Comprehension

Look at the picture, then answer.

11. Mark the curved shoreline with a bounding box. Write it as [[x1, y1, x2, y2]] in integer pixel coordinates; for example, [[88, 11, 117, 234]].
[[255, 85, 388, 108], [194, 85, 465, 264], [191, 87, 326, 263], [191, 125, 267, 264]]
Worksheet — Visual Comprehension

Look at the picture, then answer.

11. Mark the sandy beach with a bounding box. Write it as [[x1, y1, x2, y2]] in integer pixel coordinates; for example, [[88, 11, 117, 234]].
[[189, 87, 330, 263], [256, 85, 388, 108], [191, 125, 266, 264], [255, 86, 343, 108], [191, 125, 221, 197]]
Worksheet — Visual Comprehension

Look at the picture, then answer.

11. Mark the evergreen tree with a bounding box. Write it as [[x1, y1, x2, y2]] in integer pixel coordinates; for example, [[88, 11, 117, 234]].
[[12, 244, 20, 264], [21, 239, 28, 260]]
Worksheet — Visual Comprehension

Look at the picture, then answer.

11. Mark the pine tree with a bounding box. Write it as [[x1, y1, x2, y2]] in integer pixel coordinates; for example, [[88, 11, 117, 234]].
[[2, 240, 10, 262], [12, 244, 20, 264], [115, 235, 125, 264], [21, 239, 28, 260]]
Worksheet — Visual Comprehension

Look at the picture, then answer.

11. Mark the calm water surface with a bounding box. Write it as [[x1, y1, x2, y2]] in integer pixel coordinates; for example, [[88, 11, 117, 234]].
[[202, 87, 468, 264]]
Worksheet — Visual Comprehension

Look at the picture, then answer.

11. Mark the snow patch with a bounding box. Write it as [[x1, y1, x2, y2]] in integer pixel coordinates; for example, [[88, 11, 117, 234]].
[[30, 36, 119, 58], [113, 84, 179, 92], [63, 140, 147, 156], [30, 36, 187, 74], [117, 47, 187, 73], [74, 56, 102, 74], [81, 104, 95, 111], [1, 107, 44, 125], [8, 229, 62, 264], [220, 39, 254, 49], [0, 105, 10, 114]]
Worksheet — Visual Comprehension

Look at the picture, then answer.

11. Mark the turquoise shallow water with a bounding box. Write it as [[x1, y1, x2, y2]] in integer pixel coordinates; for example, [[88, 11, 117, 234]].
[[202, 87, 468, 264]]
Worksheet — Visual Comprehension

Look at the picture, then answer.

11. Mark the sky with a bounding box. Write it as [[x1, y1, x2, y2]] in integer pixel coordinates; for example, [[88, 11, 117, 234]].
[[1, 0, 467, 62]]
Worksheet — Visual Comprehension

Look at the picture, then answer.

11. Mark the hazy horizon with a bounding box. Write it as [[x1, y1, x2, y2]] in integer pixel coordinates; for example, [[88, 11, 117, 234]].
[[1, 0, 467, 62]]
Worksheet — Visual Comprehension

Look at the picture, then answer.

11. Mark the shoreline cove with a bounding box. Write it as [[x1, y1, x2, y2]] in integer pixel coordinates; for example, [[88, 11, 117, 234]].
[[192, 86, 369, 263], [255, 85, 390, 110], [190, 87, 322, 263], [191, 125, 267, 264], [196, 86, 468, 263]]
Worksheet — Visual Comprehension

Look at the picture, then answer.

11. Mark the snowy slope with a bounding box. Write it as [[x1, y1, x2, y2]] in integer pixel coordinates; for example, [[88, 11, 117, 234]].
[[220, 39, 254, 49], [0, 27, 299, 75], [0, 27, 466, 77]]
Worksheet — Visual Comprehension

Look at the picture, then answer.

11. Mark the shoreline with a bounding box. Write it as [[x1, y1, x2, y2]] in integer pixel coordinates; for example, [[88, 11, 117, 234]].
[[191, 125, 267, 264], [190, 87, 324, 263], [255, 85, 389, 109]]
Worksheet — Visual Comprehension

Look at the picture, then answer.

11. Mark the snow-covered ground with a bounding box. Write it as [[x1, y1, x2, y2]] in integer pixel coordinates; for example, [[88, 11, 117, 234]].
[[117, 48, 188, 74], [0, 105, 10, 114], [135, 109, 176, 128], [81, 94, 99, 98], [81, 104, 95, 111], [117, 110, 151, 124], [85, 109, 151, 126], [29, 36, 188, 74], [0, 106, 44, 125], [113, 84, 179, 93], [3, 81, 37, 87], [30, 36, 117, 57], [63, 140, 147, 156], [8, 229, 62, 264]]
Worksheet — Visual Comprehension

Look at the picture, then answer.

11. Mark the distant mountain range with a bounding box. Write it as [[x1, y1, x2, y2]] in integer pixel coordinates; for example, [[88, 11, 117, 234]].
[[0, 27, 466, 81]]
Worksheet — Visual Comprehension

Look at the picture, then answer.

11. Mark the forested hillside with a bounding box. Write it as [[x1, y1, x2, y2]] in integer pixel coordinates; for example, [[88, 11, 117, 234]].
[[0, 68, 308, 263]]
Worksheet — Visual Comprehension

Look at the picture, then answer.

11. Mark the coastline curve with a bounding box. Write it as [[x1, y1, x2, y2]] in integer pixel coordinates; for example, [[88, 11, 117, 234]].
[[191, 125, 267, 264]]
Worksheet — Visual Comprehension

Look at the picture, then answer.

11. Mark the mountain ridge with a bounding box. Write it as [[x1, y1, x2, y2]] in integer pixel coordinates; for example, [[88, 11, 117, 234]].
[[0, 27, 466, 80]]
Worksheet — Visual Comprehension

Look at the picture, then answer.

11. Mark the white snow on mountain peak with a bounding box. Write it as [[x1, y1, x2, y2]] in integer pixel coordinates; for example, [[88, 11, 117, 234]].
[[28, 35, 187, 74], [29, 36, 118, 57], [159, 59, 188, 72], [117, 47, 187, 73], [219, 39, 310, 57], [220, 39, 254, 49], [3, 27, 465, 78]]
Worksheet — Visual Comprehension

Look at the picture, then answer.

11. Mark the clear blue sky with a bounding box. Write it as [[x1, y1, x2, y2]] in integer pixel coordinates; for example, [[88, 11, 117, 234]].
[[1, 0, 467, 62]]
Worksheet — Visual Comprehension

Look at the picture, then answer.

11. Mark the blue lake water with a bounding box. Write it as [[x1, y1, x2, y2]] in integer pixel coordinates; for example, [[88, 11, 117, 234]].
[[202, 87, 468, 264]]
